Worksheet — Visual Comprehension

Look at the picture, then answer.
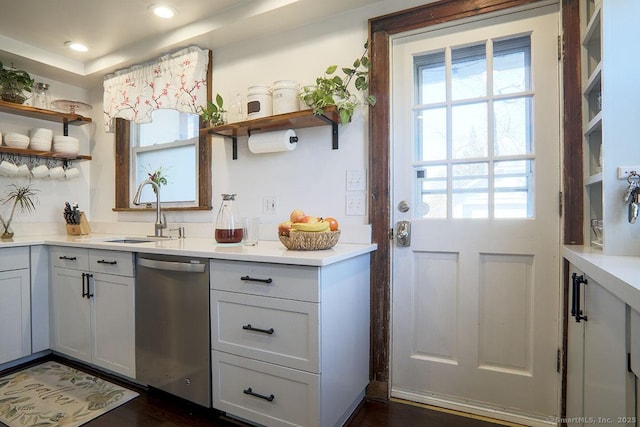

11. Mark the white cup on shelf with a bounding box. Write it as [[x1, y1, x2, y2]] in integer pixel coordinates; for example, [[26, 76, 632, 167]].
[[0, 160, 18, 176], [65, 166, 80, 179], [49, 165, 66, 179], [31, 164, 50, 179]]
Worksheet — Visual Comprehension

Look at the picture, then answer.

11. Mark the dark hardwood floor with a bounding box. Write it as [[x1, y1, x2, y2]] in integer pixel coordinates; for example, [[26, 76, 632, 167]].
[[84, 389, 509, 427], [1, 356, 510, 427]]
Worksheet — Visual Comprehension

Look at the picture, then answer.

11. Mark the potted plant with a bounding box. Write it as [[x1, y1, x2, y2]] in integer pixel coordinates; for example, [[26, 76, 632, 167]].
[[300, 42, 376, 125], [0, 61, 35, 104], [198, 93, 227, 126], [0, 184, 39, 239]]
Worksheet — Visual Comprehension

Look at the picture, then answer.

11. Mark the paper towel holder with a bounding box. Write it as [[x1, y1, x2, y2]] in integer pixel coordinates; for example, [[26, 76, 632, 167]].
[[205, 106, 341, 160]]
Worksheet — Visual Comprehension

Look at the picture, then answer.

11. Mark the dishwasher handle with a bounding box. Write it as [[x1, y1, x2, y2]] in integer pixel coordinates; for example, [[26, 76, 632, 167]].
[[137, 257, 206, 273]]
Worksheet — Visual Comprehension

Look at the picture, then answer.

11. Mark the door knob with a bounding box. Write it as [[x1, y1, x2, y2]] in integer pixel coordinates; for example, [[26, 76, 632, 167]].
[[396, 220, 411, 247]]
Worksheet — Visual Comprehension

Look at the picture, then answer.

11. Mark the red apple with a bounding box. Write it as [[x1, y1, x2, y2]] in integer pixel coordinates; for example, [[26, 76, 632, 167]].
[[278, 220, 293, 236], [289, 209, 306, 223]]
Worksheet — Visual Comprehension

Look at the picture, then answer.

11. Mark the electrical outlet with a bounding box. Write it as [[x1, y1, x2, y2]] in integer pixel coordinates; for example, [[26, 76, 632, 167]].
[[346, 192, 366, 216], [263, 196, 279, 215], [346, 169, 366, 191], [617, 166, 640, 179]]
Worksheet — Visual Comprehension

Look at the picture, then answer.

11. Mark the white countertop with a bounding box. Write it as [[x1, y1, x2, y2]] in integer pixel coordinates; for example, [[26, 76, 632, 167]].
[[0, 234, 377, 267], [563, 245, 640, 312]]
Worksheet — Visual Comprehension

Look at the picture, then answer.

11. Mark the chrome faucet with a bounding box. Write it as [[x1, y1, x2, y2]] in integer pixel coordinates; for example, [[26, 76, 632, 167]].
[[133, 178, 167, 237]]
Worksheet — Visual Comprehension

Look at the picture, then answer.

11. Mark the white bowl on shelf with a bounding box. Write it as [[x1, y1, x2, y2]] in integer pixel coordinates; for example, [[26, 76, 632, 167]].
[[52, 135, 80, 155], [29, 128, 53, 151], [4, 132, 30, 149]]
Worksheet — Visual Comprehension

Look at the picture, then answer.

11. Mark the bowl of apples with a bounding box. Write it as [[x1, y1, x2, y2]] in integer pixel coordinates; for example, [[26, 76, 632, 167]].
[[278, 209, 340, 250]]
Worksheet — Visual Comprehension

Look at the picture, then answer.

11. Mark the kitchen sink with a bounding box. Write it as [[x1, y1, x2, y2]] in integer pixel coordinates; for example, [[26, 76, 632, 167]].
[[104, 238, 158, 244], [83, 236, 174, 244]]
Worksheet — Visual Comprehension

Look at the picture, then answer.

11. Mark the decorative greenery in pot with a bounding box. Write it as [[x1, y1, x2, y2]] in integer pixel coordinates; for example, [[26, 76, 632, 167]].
[[198, 93, 227, 126], [0, 60, 35, 104], [300, 41, 376, 125], [143, 164, 170, 196], [0, 184, 39, 239]]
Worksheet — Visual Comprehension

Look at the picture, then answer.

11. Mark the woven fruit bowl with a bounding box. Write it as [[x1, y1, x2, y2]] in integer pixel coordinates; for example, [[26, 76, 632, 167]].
[[279, 230, 340, 250]]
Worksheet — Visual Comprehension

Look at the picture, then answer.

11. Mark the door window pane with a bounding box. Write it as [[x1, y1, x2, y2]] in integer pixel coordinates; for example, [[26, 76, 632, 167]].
[[493, 36, 531, 95], [417, 165, 447, 219], [452, 102, 487, 159], [494, 160, 532, 218], [452, 163, 488, 218], [494, 97, 532, 156], [451, 44, 487, 100], [416, 51, 446, 104], [417, 107, 447, 161]]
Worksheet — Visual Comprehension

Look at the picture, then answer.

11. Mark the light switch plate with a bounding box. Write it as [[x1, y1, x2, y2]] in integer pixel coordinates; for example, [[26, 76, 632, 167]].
[[346, 169, 366, 191], [346, 192, 366, 216], [263, 196, 279, 215]]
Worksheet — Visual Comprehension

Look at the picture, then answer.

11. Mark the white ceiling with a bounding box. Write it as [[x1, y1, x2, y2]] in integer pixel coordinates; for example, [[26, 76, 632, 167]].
[[0, 0, 378, 88]]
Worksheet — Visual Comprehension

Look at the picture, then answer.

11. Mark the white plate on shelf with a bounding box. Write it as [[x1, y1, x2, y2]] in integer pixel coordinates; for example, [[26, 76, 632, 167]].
[[51, 99, 92, 114]]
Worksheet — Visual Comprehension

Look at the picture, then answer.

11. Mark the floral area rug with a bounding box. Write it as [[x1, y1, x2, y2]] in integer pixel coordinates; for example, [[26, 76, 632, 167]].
[[0, 361, 138, 427]]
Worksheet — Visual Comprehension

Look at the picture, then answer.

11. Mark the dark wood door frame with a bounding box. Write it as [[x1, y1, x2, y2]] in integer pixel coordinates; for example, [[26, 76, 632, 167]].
[[366, 0, 582, 402]]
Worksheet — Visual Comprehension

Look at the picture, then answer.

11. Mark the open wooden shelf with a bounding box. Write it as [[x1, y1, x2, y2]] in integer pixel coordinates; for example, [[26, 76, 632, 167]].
[[0, 146, 91, 163], [200, 106, 341, 159], [0, 100, 92, 135]]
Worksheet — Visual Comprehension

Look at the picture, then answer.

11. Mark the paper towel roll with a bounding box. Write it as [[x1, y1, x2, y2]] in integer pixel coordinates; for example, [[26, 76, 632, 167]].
[[248, 129, 297, 154]]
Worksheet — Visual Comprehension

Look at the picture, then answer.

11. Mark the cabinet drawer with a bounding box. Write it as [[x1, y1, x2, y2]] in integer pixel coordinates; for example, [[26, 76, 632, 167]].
[[89, 250, 134, 277], [0, 247, 29, 271], [212, 351, 319, 427], [211, 260, 319, 302], [212, 290, 319, 372], [50, 246, 89, 270]]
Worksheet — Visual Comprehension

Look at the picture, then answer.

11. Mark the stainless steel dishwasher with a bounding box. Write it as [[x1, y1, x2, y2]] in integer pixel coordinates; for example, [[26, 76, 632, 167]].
[[135, 253, 210, 407]]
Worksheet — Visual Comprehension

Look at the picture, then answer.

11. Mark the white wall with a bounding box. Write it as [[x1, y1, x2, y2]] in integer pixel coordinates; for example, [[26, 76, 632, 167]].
[[5, 0, 430, 241]]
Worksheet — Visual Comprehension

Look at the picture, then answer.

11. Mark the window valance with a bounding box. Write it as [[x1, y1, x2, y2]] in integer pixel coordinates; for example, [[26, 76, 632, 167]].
[[103, 46, 209, 131]]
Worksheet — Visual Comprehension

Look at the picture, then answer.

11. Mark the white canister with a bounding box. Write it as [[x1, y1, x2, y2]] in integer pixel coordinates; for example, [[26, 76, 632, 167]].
[[247, 85, 272, 119], [272, 80, 300, 115]]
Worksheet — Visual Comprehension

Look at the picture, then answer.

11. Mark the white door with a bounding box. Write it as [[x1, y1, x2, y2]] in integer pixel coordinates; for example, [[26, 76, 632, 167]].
[[391, 4, 561, 424]]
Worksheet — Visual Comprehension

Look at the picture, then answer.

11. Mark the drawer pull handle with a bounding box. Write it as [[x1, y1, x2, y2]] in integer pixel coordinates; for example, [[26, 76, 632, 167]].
[[240, 275, 273, 284], [59, 256, 77, 261], [243, 387, 275, 402], [242, 324, 275, 335], [97, 259, 118, 265]]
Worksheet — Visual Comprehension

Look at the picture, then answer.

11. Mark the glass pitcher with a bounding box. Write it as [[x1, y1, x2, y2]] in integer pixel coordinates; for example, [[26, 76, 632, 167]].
[[215, 194, 243, 243]]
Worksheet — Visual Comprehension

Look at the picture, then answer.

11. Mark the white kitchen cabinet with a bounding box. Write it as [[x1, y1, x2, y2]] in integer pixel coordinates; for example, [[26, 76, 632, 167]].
[[0, 247, 31, 365], [211, 254, 370, 427], [50, 246, 135, 378], [566, 263, 635, 426]]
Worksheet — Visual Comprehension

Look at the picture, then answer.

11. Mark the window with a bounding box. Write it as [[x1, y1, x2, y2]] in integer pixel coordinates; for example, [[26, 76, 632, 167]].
[[132, 109, 199, 205], [414, 35, 533, 219], [114, 113, 211, 212]]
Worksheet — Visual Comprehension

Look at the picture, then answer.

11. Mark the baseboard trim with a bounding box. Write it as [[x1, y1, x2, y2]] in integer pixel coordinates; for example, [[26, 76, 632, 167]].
[[391, 389, 557, 427]]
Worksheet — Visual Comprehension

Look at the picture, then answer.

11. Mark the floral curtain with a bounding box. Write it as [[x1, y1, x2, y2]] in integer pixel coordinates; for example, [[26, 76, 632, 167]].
[[103, 46, 209, 131]]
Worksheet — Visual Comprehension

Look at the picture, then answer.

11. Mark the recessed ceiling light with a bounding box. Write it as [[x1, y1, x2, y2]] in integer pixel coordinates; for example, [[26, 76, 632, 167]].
[[151, 5, 175, 18], [65, 41, 88, 52]]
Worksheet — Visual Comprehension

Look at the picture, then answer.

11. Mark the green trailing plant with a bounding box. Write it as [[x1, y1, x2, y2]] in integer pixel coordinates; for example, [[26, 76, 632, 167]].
[[198, 93, 227, 126], [0, 184, 39, 239], [300, 41, 376, 125], [0, 60, 35, 104]]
